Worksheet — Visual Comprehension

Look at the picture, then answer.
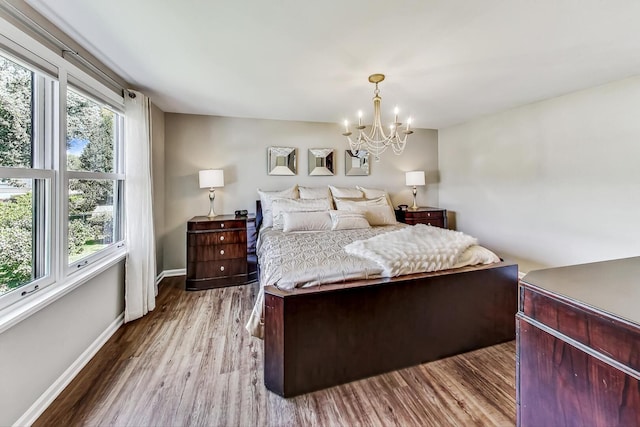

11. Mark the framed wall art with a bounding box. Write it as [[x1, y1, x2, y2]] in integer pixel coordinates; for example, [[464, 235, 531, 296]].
[[345, 150, 369, 176], [267, 146, 297, 175], [308, 148, 334, 176]]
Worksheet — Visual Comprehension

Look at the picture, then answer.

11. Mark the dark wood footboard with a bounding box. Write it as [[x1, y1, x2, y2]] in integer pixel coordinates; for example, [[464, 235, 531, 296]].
[[264, 261, 518, 397]]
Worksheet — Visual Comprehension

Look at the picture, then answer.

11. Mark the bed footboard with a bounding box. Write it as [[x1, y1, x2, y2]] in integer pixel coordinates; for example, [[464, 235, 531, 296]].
[[263, 261, 518, 397]]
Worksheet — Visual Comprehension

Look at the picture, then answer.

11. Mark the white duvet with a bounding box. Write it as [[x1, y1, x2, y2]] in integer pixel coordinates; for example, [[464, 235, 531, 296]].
[[344, 224, 498, 276]]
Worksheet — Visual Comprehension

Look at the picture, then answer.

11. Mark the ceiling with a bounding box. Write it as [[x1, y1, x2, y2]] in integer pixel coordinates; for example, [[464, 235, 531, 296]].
[[25, 0, 640, 129]]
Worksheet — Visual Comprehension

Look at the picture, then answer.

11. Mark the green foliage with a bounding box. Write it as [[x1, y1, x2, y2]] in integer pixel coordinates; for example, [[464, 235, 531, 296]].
[[68, 218, 96, 256], [0, 57, 32, 168], [0, 193, 33, 292]]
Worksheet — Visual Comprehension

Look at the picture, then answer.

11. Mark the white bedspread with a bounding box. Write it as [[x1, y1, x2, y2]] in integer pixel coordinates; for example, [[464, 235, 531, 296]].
[[344, 224, 481, 277]]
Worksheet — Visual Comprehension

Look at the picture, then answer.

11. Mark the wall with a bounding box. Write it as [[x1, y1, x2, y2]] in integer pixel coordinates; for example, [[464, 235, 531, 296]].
[[164, 114, 438, 270], [0, 262, 125, 426], [439, 76, 640, 273], [151, 103, 166, 274]]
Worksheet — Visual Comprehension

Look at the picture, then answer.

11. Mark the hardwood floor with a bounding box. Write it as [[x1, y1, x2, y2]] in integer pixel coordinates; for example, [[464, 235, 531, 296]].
[[35, 277, 516, 426]]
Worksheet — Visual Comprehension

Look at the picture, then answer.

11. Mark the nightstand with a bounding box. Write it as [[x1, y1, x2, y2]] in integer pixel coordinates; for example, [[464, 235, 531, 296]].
[[395, 207, 448, 228], [186, 215, 258, 291]]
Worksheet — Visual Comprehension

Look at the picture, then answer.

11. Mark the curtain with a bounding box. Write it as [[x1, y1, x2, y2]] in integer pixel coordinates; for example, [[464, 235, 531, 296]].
[[124, 90, 156, 322]]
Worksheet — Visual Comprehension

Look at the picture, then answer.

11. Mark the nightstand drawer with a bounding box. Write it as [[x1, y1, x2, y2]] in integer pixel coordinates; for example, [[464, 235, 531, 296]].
[[395, 207, 447, 229], [192, 243, 246, 261], [187, 258, 248, 279], [405, 218, 445, 227], [408, 210, 444, 220], [188, 219, 246, 231], [188, 230, 247, 246]]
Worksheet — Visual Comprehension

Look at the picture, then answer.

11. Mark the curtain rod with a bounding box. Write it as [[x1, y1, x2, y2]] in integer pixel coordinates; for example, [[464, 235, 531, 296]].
[[0, 0, 125, 93]]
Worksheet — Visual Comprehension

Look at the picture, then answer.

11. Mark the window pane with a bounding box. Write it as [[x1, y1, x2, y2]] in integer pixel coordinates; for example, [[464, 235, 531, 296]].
[[0, 179, 40, 296], [68, 179, 116, 263], [66, 90, 115, 173], [0, 55, 33, 168]]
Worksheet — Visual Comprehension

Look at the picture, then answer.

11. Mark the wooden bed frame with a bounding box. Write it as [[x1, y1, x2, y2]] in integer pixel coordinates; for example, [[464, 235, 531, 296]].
[[255, 201, 518, 397]]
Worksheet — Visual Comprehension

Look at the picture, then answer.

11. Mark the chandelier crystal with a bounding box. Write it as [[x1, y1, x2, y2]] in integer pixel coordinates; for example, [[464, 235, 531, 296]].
[[342, 74, 413, 161]]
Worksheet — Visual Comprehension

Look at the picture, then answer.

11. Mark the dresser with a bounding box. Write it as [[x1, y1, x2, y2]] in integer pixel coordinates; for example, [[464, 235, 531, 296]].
[[186, 215, 257, 290], [517, 257, 640, 426], [395, 207, 447, 228]]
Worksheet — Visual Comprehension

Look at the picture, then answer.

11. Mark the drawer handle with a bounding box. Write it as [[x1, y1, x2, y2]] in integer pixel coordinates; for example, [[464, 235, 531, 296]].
[[221, 223, 225, 228], [220, 249, 225, 255], [427, 213, 431, 217], [220, 266, 225, 271], [220, 236, 225, 241]]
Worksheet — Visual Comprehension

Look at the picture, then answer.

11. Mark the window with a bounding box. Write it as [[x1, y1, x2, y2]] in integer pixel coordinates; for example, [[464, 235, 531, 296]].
[[65, 88, 124, 268], [0, 52, 54, 308], [0, 46, 125, 313]]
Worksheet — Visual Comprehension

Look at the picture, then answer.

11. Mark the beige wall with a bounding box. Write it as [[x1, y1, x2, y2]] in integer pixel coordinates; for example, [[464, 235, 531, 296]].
[[164, 114, 438, 270], [0, 262, 125, 426], [151, 102, 166, 275], [439, 76, 640, 273]]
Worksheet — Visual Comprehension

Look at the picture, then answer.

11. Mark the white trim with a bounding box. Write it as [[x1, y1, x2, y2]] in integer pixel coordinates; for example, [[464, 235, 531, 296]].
[[518, 270, 526, 280], [0, 250, 126, 334], [162, 268, 186, 278], [12, 311, 125, 427]]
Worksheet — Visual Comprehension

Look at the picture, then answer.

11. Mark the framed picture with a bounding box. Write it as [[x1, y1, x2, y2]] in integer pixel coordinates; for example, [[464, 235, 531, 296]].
[[308, 148, 334, 176], [268, 146, 297, 175], [345, 150, 369, 176]]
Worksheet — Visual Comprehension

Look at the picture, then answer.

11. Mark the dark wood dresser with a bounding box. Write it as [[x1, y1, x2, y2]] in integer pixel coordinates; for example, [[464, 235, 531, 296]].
[[517, 257, 640, 426], [395, 207, 447, 228], [186, 215, 257, 290]]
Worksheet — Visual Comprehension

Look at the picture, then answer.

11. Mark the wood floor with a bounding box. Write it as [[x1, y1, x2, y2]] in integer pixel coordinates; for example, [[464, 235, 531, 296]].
[[35, 277, 517, 427]]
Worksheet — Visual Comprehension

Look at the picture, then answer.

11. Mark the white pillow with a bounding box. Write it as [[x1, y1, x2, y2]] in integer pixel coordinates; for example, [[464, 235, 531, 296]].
[[329, 210, 371, 230], [299, 186, 331, 200], [334, 198, 397, 226], [328, 185, 364, 199], [356, 185, 393, 207], [257, 185, 298, 228], [334, 196, 388, 210], [271, 198, 331, 229], [282, 211, 332, 232]]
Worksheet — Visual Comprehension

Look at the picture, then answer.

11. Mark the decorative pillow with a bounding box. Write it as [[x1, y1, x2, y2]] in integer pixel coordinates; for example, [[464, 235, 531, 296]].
[[328, 185, 364, 199], [329, 210, 371, 230], [356, 185, 393, 207], [334, 198, 397, 226], [299, 186, 331, 200], [282, 211, 332, 232], [257, 185, 298, 228], [271, 198, 331, 229], [333, 196, 388, 210]]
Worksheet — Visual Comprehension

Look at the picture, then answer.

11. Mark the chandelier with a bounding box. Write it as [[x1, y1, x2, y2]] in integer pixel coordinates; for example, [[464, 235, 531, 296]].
[[342, 73, 413, 161]]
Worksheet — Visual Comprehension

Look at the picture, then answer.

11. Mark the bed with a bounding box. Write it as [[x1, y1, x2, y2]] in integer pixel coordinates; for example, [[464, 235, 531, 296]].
[[249, 197, 518, 397]]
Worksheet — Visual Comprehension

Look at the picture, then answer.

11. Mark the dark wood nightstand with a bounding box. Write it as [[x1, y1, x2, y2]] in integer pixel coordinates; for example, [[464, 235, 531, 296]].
[[395, 207, 448, 228], [186, 215, 258, 291]]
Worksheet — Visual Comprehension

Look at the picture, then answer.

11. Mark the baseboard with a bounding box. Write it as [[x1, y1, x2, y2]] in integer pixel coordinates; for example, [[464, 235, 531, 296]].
[[13, 312, 125, 427], [161, 268, 186, 278], [518, 271, 526, 280]]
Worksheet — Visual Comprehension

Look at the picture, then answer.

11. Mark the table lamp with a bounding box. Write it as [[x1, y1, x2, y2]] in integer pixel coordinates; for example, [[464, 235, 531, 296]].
[[405, 171, 425, 210], [199, 169, 224, 217]]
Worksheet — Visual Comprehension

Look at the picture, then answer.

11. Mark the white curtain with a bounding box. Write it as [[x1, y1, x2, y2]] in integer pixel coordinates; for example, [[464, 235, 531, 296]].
[[124, 90, 157, 322]]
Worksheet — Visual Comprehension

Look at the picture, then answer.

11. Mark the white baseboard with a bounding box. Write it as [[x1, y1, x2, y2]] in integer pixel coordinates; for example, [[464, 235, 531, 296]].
[[518, 270, 526, 280], [14, 312, 125, 427], [161, 269, 186, 278]]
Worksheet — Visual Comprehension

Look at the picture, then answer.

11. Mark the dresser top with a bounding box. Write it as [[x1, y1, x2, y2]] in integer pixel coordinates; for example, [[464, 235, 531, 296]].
[[521, 257, 640, 326], [189, 214, 254, 222], [395, 206, 444, 212]]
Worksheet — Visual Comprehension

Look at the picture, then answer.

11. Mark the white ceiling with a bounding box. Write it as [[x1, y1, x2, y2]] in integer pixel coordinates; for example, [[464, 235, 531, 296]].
[[25, 0, 640, 129]]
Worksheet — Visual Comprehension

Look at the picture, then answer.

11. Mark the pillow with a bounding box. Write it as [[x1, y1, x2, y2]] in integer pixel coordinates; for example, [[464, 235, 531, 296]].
[[356, 185, 393, 207], [328, 185, 364, 199], [271, 198, 331, 229], [329, 210, 371, 230], [299, 186, 331, 200], [333, 196, 388, 210], [282, 211, 332, 232], [257, 185, 298, 228], [334, 198, 397, 226]]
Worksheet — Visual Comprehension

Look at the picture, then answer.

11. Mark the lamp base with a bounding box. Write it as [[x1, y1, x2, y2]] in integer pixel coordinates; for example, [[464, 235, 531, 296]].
[[410, 186, 419, 210], [207, 188, 217, 217]]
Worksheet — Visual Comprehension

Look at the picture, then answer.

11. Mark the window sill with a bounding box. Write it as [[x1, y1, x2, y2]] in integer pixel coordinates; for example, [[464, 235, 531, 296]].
[[0, 248, 127, 335]]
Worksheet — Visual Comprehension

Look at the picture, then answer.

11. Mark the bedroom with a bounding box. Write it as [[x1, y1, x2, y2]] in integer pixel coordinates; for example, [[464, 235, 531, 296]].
[[1, 0, 639, 425]]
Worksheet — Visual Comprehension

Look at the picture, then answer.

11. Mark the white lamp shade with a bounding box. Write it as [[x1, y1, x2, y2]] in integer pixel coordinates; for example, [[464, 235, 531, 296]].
[[199, 169, 224, 188], [405, 171, 425, 186]]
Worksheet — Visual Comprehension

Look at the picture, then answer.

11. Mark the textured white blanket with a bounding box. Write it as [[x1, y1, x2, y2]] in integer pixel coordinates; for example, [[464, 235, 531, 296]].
[[344, 224, 479, 277]]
